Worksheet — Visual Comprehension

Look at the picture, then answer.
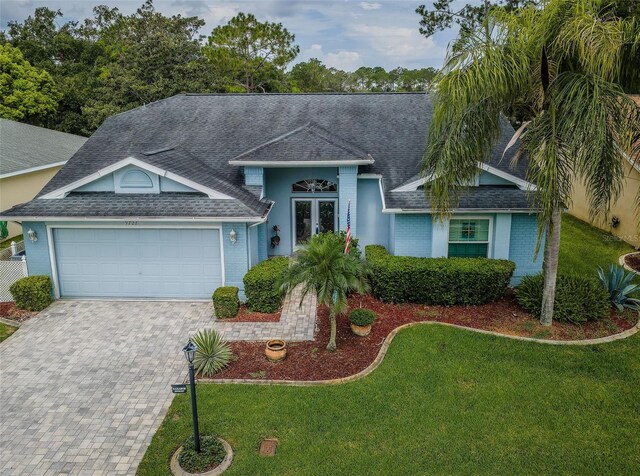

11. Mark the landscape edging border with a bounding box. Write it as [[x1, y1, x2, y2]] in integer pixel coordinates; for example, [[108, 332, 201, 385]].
[[0, 317, 20, 327], [198, 319, 640, 387], [619, 252, 640, 274], [170, 438, 233, 476]]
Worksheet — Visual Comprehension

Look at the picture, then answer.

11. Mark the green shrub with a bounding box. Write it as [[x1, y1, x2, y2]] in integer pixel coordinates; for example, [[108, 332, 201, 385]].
[[212, 286, 239, 318], [516, 274, 610, 324], [365, 245, 515, 305], [9, 276, 52, 311], [243, 257, 289, 312], [178, 435, 226, 473], [349, 309, 375, 326], [191, 328, 234, 377]]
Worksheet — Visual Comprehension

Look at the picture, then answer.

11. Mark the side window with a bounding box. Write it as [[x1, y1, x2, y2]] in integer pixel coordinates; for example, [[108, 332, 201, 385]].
[[448, 219, 490, 257]]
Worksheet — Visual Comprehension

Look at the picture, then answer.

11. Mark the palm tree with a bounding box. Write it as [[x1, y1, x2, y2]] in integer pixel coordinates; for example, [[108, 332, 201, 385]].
[[423, 0, 640, 325], [279, 233, 370, 351]]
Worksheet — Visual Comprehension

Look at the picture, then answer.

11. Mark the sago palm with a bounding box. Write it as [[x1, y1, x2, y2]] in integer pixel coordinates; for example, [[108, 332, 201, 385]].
[[279, 233, 370, 351], [423, 0, 640, 325]]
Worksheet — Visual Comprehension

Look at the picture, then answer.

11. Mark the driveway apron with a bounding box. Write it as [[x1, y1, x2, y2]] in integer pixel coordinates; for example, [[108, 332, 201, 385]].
[[0, 300, 213, 475]]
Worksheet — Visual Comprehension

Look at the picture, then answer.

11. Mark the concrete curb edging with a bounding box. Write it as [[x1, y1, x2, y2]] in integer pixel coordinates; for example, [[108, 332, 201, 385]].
[[619, 252, 640, 274], [170, 438, 233, 476], [0, 317, 20, 327], [199, 319, 640, 388]]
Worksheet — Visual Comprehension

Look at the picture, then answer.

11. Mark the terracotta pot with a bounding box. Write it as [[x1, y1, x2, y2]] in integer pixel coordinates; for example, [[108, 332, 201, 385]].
[[265, 339, 287, 361], [351, 323, 372, 337]]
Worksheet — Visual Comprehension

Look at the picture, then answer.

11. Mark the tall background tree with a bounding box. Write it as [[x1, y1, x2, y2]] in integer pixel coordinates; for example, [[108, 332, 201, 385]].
[[423, 0, 640, 325], [0, 43, 59, 124], [205, 12, 299, 93]]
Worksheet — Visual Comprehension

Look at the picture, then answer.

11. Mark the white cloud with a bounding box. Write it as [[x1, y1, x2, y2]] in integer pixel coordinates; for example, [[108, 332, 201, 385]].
[[305, 44, 363, 71], [359, 2, 382, 10], [350, 24, 446, 61]]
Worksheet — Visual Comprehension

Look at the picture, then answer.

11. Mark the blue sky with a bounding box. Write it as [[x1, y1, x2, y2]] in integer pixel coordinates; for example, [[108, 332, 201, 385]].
[[0, 0, 463, 70]]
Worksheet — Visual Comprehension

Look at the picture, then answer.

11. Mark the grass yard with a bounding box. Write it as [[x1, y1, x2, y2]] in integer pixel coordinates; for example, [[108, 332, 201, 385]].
[[0, 322, 17, 342], [139, 325, 640, 475], [559, 214, 634, 276]]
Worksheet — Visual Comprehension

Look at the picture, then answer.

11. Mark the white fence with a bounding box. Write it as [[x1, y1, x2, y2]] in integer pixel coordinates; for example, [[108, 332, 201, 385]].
[[0, 241, 28, 302]]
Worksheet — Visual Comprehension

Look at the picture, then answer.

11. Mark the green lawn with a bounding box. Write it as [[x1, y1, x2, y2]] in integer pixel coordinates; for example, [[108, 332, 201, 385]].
[[0, 322, 17, 342], [559, 214, 634, 277], [139, 212, 638, 475], [139, 326, 640, 475]]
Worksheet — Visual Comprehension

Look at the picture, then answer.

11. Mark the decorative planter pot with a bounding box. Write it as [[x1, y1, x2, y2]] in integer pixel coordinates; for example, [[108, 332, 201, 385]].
[[170, 438, 233, 476], [351, 323, 372, 337], [265, 339, 287, 361]]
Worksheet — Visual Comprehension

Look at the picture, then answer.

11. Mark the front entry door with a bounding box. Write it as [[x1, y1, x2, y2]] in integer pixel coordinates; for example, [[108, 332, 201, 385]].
[[293, 199, 337, 247]]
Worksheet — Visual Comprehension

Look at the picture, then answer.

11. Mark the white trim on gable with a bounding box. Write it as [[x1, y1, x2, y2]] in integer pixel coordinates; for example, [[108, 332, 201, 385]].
[[39, 157, 234, 200], [390, 163, 536, 192]]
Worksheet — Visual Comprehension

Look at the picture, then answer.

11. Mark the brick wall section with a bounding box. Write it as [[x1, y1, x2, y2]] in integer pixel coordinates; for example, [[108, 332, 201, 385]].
[[339, 166, 358, 235], [244, 167, 264, 187], [222, 223, 249, 300], [509, 214, 544, 284], [22, 222, 53, 278], [393, 214, 432, 257]]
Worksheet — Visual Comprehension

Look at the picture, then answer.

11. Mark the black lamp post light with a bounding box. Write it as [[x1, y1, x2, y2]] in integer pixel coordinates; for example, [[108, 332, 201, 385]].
[[182, 338, 201, 453]]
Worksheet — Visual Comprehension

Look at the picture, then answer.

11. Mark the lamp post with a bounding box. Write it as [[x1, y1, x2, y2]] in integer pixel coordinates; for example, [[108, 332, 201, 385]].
[[182, 339, 201, 453]]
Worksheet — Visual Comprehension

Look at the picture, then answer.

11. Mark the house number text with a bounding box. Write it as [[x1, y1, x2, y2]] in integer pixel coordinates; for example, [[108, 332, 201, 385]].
[[124, 221, 138, 225]]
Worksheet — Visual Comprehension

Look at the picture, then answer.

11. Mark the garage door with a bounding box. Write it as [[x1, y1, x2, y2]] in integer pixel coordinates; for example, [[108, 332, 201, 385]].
[[53, 228, 223, 298]]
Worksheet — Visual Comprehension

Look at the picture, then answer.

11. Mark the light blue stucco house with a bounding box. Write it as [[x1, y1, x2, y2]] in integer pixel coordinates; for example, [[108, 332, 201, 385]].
[[1, 93, 542, 300]]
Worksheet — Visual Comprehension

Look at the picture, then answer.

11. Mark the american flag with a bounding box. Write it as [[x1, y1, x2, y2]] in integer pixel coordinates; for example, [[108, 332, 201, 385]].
[[344, 201, 352, 254]]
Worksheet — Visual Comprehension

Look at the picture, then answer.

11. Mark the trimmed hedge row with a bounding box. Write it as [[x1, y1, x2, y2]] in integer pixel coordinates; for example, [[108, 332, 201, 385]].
[[243, 257, 289, 312], [516, 274, 610, 324], [9, 275, 52, 311], [212, 286, 239, 319], [365, 245, 515, 305]]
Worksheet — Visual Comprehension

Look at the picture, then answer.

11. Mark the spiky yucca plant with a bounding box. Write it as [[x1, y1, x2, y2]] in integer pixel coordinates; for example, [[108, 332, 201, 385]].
[[191, 329, 234, 377], [597, 264, 640, 311]]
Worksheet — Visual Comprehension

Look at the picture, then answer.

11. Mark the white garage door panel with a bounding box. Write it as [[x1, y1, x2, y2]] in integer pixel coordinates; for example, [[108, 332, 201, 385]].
[[53, 228, 223, 298]]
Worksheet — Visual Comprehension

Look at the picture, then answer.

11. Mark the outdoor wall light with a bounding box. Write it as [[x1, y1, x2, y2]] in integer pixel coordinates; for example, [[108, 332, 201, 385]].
[[27, 228, 38, 243], [229, 229, 237, 245]]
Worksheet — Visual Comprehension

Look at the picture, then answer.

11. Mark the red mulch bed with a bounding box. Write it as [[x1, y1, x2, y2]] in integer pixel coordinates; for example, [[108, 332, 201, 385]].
[[218, 305, 280, 322], [210, 293, 637, 382], [0, 302, 37, 322], [624, 252, 640, 272]]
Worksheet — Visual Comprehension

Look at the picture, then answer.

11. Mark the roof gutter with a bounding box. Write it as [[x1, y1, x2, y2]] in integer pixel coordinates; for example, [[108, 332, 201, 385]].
[[0, 161, 67, 180], [382, 208, 540, 214], [0, 216, 267, 223]]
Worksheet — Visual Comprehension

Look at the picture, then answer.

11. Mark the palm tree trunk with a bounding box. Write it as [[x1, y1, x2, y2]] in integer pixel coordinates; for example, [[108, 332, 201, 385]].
[[327, 309, 337, 352], [540, 206, 562, 326]]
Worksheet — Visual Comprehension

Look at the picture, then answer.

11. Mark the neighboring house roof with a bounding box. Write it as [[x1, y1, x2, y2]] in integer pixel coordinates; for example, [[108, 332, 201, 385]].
[[229, 122, 374, 166], [2, 93, 533, 219], [0, 119, 87, 178]]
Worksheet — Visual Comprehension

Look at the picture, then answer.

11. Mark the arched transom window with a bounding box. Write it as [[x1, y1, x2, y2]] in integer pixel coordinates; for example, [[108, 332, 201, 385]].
[[292, 179, 337, 193]]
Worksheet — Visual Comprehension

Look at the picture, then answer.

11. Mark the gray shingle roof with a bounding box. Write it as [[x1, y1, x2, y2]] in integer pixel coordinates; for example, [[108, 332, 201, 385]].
[[2, 193, 265, 219], [386, 186, 537, 211], [0, 119, 87, 177], [230, 122, 372, 164], [3, 93, 533, 218]]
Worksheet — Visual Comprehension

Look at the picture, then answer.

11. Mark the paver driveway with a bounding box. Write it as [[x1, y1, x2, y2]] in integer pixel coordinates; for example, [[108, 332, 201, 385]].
[[0, 300, 212, 475]]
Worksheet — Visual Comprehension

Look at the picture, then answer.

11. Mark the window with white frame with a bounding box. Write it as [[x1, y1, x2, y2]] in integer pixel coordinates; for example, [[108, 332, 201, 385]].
[[448, 219, 490, 258]]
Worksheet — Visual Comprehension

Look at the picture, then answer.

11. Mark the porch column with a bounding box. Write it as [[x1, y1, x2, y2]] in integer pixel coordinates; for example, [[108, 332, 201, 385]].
[[338, 166, 358, 235], [431, 218, 449, 257]]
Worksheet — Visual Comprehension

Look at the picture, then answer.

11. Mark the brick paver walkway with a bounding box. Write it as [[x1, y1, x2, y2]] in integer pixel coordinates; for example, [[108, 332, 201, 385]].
[[213, 284, 317, 341], [0, 300, 212, 476]]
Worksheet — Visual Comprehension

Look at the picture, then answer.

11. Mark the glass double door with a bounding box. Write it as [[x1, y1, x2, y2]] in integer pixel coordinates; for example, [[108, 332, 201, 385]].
[[293, 199, 337, 247]]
